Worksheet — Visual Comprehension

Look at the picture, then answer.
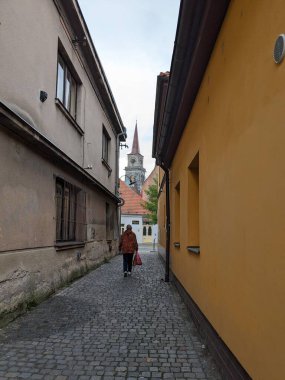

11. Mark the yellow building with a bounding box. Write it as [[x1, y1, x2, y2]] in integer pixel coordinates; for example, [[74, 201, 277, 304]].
[[153, 1, 285, 379]]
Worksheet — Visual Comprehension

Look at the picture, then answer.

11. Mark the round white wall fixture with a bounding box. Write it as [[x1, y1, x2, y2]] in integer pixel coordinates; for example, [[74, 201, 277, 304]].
[[274, 34, 285, 64]]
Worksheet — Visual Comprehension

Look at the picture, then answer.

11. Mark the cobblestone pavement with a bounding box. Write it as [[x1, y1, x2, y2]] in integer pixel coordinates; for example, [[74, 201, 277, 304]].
[[0, 253, 222, 380]]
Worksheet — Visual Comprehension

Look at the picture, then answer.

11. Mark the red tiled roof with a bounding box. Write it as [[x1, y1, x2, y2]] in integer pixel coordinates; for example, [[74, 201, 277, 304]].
[[119, 180, 148, 215]]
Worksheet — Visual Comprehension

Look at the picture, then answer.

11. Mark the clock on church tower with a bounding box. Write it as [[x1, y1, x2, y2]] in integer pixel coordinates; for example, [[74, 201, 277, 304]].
[[124, 123, 146, 193]]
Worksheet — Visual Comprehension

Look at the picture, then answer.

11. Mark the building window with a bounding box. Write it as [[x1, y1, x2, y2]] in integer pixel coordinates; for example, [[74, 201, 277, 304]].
[[188, 153, 199, 247], [148, 226, 152, 236], [143, 226, 147, 236], [56, 54, 77, 119], [55, 178, 86, 242], [174, 181, 180, 244], [102, 126, 111, 164]]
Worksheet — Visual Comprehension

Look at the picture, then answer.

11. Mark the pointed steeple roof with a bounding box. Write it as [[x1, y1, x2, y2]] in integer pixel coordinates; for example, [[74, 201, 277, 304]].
[[131, 122, 140, 154]]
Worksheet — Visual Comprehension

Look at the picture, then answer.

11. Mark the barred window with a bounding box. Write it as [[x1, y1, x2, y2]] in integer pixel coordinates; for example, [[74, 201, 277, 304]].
[[55, 178, 86, 242]]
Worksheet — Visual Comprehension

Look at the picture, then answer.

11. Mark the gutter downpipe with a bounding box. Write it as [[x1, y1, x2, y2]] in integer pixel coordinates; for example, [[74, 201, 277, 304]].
[[115, 130, 127, 196], [160, 162, 170, 283]]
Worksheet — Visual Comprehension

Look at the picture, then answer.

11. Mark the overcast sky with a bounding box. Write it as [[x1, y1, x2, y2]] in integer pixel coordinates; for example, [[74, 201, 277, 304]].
[[78, 0, 180, 178]]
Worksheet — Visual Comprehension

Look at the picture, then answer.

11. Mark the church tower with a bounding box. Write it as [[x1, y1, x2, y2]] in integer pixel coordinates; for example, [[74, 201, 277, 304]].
[[125, 123, 146, 193]]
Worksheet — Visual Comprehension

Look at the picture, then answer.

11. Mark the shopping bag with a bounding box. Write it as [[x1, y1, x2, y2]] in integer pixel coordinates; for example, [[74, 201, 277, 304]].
[[133, 252, 142, 266]]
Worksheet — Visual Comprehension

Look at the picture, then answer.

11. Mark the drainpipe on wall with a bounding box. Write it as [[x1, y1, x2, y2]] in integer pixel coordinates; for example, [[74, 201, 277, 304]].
[[115, 130, 127, 195], [160, 163, 170, 283]]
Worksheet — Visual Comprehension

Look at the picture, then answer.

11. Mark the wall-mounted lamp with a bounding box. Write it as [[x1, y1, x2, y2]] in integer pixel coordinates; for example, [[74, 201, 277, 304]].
[[40, 91, 48, 102], [120, 143, 128, 149], [84, 165, 93, 170]]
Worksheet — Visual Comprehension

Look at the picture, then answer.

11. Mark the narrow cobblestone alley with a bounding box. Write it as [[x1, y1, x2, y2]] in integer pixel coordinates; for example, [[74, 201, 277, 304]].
[[0, 253, 222, 380]]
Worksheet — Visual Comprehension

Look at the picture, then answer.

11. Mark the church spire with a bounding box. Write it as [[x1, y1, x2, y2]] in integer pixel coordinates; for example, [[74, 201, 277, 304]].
[[125, 121, 146, 193], [131, 122, 140, 154]]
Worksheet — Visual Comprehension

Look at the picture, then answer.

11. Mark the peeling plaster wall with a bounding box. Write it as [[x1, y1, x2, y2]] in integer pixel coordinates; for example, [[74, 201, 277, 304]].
[[0, 129, 118, 320], [0, 241, 117, 319]]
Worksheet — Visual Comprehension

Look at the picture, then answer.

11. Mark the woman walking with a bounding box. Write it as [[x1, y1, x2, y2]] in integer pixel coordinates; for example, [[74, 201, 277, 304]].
[[119, 225, 138, 277]]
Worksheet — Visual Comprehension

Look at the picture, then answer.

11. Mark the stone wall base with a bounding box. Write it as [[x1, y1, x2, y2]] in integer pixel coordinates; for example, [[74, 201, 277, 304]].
[[0, 240, 118, 327]]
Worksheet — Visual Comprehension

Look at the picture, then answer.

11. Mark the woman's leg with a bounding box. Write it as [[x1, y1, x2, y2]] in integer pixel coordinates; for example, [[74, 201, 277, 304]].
[[127, 253, 134, 272], [123, 254, 128, 273]]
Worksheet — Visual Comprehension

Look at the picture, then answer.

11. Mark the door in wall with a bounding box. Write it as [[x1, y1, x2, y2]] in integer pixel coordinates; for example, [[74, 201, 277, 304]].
[[131, 220, 142, 243]]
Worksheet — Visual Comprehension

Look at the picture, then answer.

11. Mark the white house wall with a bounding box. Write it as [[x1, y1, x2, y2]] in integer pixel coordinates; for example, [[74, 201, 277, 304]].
[[121, 215, 143, 244]]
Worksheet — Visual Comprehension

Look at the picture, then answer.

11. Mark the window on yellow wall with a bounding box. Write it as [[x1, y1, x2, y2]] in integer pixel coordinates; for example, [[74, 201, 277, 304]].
[[174, 181, 180, 247], [187, 153, 200, 254]]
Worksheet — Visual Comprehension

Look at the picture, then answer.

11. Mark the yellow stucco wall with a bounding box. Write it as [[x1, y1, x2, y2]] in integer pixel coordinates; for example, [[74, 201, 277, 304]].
[[168, 1, 285, 379], [157, 167, 167, 251]]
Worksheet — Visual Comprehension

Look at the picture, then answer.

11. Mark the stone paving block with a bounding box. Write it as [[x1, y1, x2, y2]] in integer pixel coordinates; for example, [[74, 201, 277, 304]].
[[0, 253, 221, 380]]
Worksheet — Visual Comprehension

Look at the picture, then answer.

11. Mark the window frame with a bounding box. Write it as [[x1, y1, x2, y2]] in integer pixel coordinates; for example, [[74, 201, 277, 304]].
[[55, 178, 86, 244], [187, 152, 200, 254], [174, 181, 181, 248], [56, 53, 78, 120], [101, 125, 112, 176], [102, 126, 111, 164]]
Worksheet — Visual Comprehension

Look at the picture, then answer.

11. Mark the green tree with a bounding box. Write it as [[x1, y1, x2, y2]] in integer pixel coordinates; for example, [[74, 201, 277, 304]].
[[142, 178, 158, 224]]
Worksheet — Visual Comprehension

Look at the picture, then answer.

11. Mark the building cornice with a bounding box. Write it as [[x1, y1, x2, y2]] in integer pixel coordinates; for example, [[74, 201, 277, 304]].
[[0, 101, 121, 204], [152, 73, 169, 159]]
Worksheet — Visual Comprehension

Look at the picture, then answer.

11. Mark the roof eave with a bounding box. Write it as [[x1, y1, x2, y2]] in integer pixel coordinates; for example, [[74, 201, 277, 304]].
[[154, 0, 230, 167], [152, 74, 169, 159], [0, 101, 121, 203]]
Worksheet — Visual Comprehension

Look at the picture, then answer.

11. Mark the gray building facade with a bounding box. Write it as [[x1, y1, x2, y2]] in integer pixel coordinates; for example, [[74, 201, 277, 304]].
[[0, 0, 125, 320]]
